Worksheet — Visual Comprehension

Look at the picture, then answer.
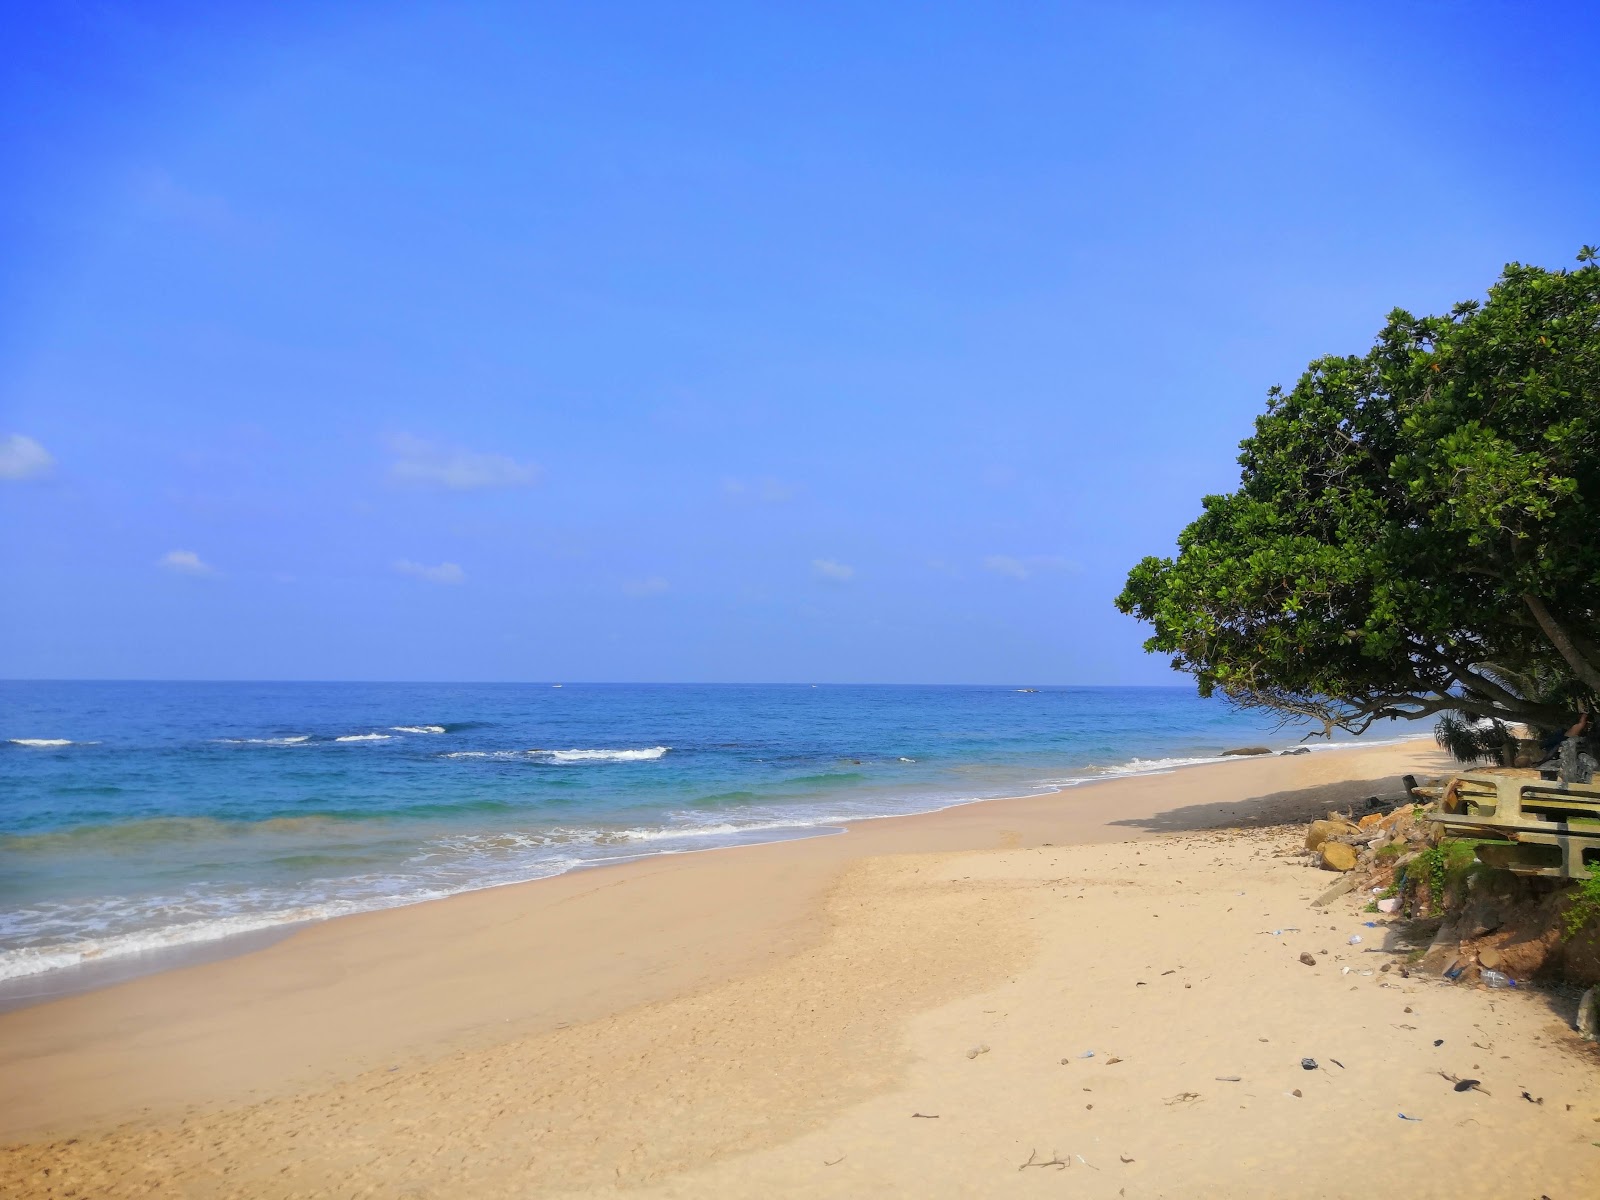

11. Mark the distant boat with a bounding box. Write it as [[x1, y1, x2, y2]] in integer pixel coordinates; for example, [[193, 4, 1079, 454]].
[[551, 684, 563, 688]]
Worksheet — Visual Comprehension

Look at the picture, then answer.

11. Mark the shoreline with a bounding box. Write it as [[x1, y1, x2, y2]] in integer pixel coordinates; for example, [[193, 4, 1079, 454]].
[[11, 733, 1599, 1196], [0, 731, 1424, 1009], [1, 738, 1447, 1145]]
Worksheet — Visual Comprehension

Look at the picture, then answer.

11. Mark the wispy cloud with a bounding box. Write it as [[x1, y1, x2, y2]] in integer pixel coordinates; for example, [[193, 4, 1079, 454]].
[[723, 476, 796, 504], [622, 576, 671, 597], [983, 554, 1073, 581], [0, 434, 54, 481], [385, 434, 541, 491], [394, 559, 466, 585], [812, 558, 855, 583], [159, 549, 215, 576]]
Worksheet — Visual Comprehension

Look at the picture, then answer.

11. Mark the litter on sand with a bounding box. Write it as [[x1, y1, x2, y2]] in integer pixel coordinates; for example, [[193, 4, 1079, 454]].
[[1398, 1113, 1423, 1122]]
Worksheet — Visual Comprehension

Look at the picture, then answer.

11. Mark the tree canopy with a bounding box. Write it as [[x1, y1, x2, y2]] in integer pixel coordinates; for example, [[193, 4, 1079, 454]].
[[1117, 249, 1600, 741]]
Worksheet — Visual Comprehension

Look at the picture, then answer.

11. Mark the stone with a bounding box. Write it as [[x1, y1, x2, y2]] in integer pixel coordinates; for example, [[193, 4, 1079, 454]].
[[1358, 811, 1387, 830], [1578, 987, 1599, 1042], [1305, 819, 1359, 852], [1478, 947, 1503, 970], [1299, 952, 1316, 966], [1320, 842, 1358, 872], [1311, 876, 1357, 907], [1221, 746, 1271, 757]]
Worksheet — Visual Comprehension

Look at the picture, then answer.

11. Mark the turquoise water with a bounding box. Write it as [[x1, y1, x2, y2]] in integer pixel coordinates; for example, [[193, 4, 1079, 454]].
[[0, 681, 1406, 981]]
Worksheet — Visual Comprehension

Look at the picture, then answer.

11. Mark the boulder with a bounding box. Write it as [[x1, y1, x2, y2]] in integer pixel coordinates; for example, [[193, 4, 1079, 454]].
[[1578, 987, 1599, 1042], [1320, 842, 1358, 872], [1221, 746, 1271, 757], [1305, 819, 1359, 852]]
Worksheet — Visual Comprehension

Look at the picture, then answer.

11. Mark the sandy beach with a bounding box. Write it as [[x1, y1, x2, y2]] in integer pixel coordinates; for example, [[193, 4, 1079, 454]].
[[5, 738, 1599, 1198]]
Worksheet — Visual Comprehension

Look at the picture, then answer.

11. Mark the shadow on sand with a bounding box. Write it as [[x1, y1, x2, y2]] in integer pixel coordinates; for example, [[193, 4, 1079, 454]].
[[1109, 773, 1412, 835]]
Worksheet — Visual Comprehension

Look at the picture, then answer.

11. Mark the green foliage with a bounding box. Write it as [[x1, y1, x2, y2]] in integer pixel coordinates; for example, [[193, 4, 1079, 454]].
[[1561, 867, 1600, 940], [1406, 840, 1479, 913], [1117, 251, 1600, 736]]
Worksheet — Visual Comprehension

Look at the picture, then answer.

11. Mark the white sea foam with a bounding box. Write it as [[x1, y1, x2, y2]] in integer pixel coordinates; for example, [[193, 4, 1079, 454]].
[[8, 738, 76, 747], [335, 733, 394, 742], [543, 746, 670, 763], [392, 725, 447, 734], [442, 746, 671, 763], [219, 735, 311, 746]]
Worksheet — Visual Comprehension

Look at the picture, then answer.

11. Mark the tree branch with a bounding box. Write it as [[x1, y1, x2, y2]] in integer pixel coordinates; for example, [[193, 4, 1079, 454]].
[[1522, 594, 1600, 692]]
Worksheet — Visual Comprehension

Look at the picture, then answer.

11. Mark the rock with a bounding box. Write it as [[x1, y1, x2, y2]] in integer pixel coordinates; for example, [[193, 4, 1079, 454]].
[[1222, 746, 1271, 757], [1320, 842, 1358, 872], [1377, 897, 1401, 914], [1279, 747, 1312, 756], [1478, 947, 1503, 969], [1578, 987, 1599, 1042], [1305, 819, 1359, 852], [1358, 811, 1387, 830], [1311, 876, 1357, 907], [1299, 952, 1316, 966]]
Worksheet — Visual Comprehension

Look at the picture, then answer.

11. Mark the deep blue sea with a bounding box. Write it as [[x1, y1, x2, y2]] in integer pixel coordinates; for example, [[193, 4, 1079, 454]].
[[0, 681, 1411, 982]]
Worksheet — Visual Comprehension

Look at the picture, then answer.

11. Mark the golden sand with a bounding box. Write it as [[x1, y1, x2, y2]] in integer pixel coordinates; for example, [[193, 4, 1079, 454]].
[[5, 740, 1598, 1197]]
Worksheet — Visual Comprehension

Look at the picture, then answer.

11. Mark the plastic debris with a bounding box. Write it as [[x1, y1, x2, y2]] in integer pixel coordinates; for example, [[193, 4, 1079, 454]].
[[1481, 969, 1515, 989], [1078, 1050, 1095, 1058], [1348, 935, 1363, 945], [1398, 1113, 1423, 1121], [1363, 921, 1379, 927], [1377, 897, 1401, 914], [1215, 1075, 1242, 1082], [1453, 1079, 1481, 1092]]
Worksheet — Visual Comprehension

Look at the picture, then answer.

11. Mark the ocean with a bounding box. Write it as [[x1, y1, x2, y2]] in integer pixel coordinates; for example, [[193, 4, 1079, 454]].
[[0, 681, 1412, 985]]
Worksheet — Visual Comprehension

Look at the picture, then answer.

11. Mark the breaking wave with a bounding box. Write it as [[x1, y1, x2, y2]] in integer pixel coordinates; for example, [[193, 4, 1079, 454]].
[[391, 725, 447, 734], [443, 746, 671, 763]]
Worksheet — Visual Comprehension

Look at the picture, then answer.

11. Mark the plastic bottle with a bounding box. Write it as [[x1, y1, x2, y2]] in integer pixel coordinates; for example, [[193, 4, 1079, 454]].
[[1481, 968, 1514, 988]]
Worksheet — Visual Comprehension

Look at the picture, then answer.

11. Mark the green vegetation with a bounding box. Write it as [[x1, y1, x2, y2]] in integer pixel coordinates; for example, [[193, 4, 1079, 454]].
[[1117, 249, 1600, 745], [1404, 840, 1481, 914], [1561, 867, 1600, 940]]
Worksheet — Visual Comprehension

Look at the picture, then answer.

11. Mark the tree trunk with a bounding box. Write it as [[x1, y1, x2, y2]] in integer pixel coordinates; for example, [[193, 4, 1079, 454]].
[[1523, 593, 1600, 693]]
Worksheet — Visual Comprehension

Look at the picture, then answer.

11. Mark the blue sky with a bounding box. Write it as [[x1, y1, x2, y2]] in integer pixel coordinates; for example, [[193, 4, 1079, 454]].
[[2, 1, 1596, 683]]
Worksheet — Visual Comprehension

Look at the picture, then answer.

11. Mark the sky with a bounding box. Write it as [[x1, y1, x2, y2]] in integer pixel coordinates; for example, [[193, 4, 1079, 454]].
[[1, 1, 1596, 684]]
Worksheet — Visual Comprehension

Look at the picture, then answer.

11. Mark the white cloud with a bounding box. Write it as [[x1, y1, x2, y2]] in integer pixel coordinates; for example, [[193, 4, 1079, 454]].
[[983, 554, 1073, 581], [0, 434, 54, 481], [623, 576, 671, 597], [159, 549, 215, 576], [385, 434, 541, 491], [812, 558, 855, 583], [394, 559, 466, 585], [722, 476, 795, 504]]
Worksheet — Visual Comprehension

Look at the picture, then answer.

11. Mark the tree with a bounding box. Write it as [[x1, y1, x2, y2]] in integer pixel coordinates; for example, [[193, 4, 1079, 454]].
[[1117, 249, 1600, 743]]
